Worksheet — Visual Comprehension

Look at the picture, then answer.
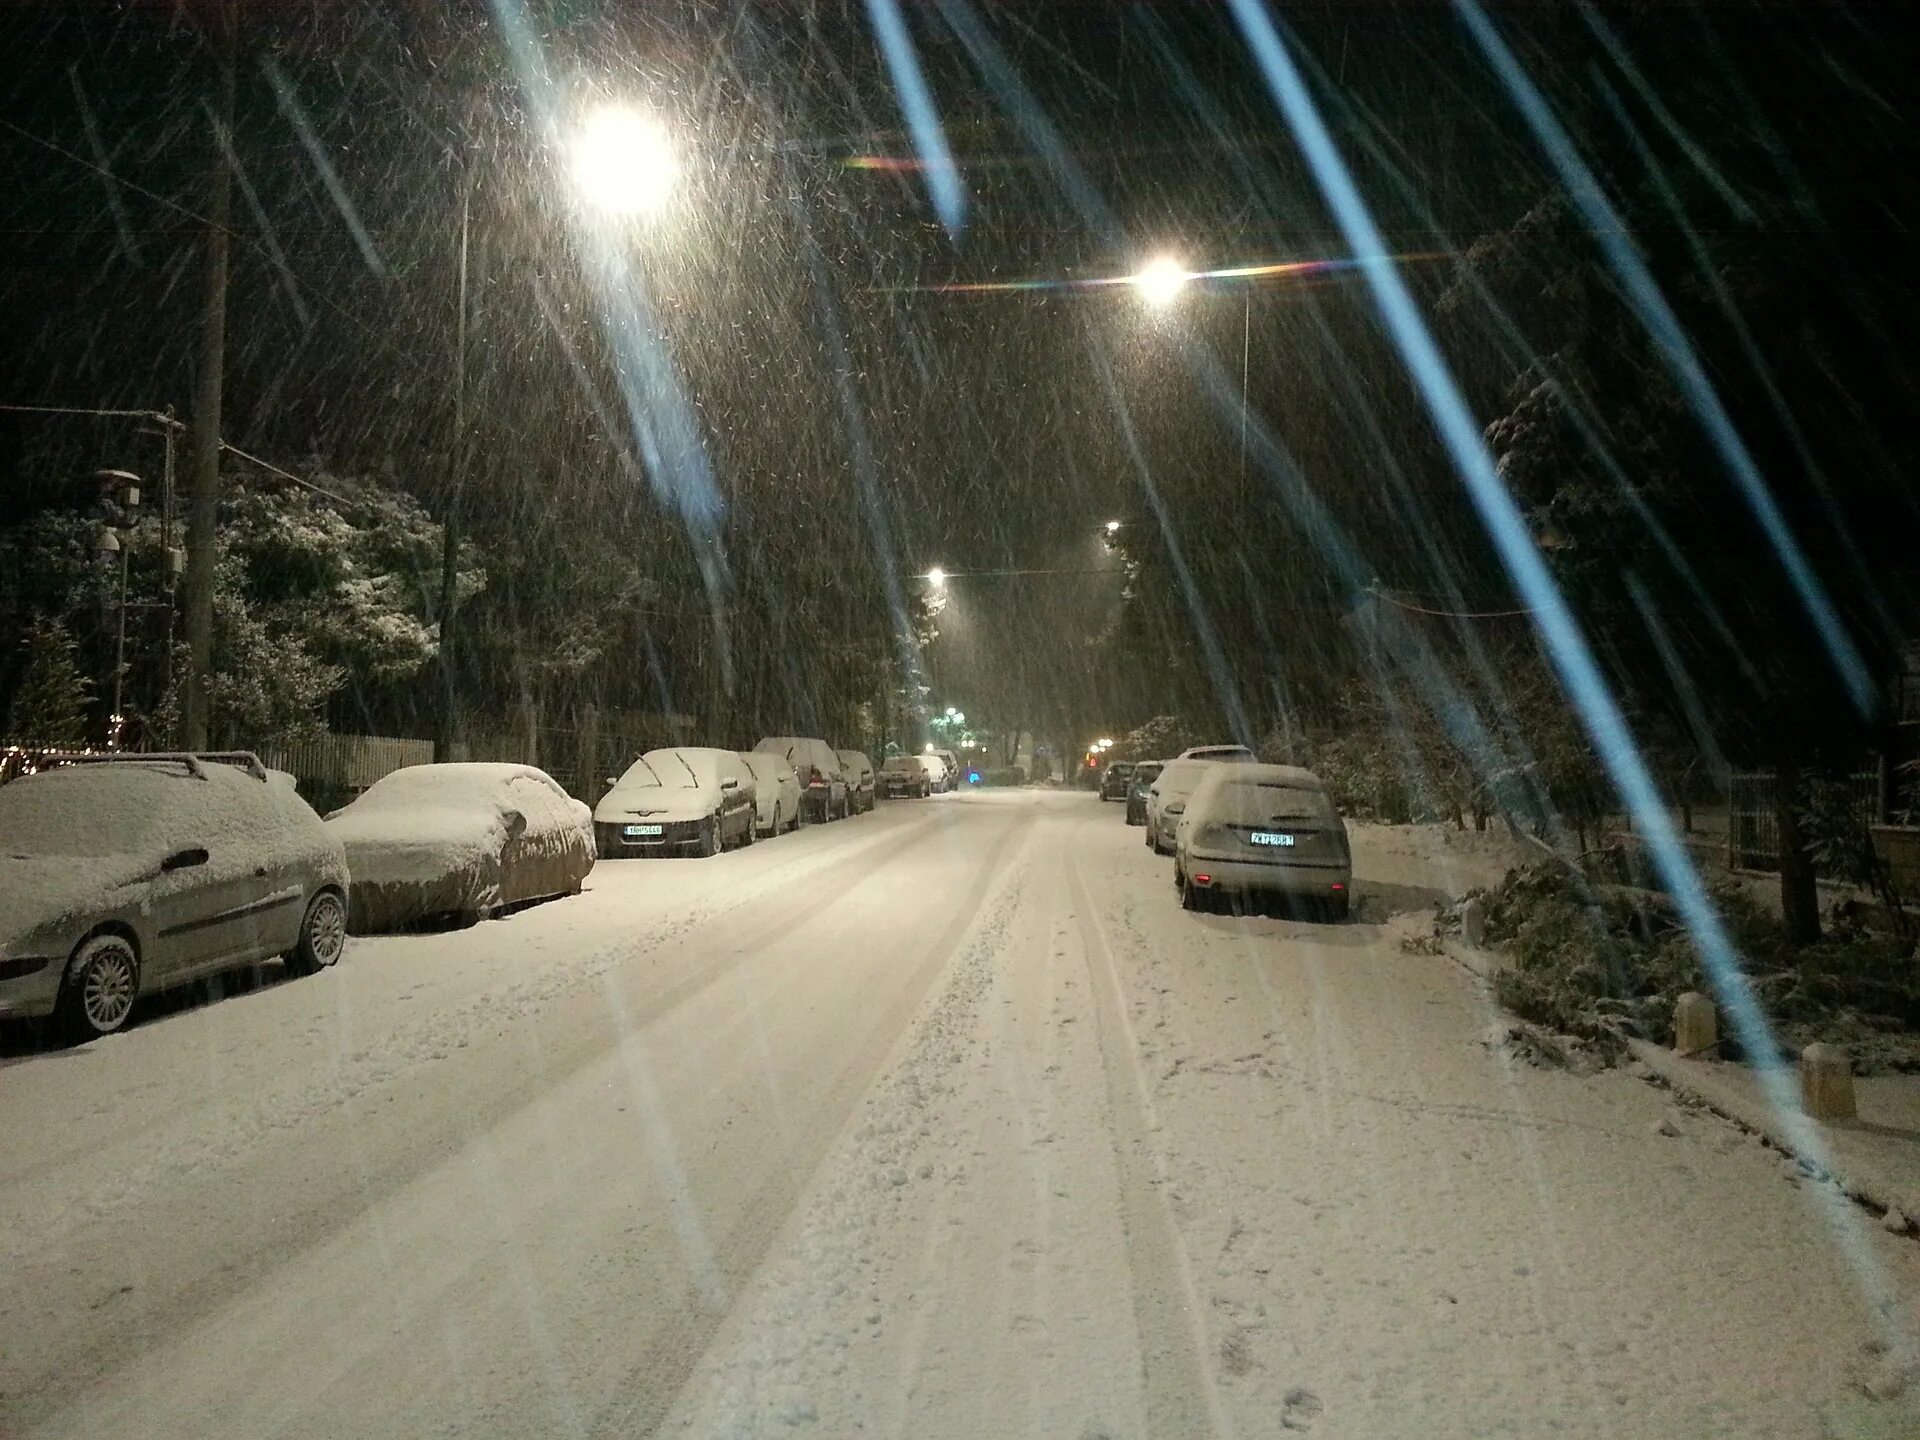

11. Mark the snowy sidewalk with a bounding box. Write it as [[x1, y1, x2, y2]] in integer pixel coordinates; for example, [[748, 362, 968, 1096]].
[[1629, 1044, 1920, 1226]]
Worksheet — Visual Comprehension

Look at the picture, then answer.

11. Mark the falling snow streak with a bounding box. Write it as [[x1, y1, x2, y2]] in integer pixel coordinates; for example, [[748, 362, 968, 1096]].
[[1228, 0, 1909, 1352], [917, 252, 1440, 297], [863, 0, 966, 239]]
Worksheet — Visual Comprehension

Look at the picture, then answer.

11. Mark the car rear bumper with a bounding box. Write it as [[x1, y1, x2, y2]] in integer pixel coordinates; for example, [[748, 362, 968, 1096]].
[[1182, 853, 1350, 896]]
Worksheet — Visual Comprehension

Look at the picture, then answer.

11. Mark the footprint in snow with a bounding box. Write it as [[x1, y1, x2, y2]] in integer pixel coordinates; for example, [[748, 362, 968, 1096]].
[[1280, 1388, 1323, 1430]]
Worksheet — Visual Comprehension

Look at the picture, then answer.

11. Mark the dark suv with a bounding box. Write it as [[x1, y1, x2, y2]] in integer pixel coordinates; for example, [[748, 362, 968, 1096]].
[[1124, 761, 1163, 825], [1099, 761, 1136, 802]]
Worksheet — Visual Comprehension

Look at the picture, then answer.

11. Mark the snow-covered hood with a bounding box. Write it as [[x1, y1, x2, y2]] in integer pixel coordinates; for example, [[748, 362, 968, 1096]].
[[594, 786, 716, 825], [0, 854, 147, 947]]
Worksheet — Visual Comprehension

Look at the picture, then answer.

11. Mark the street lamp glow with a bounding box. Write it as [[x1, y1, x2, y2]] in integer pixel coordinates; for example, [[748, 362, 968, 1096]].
[[1134, 255, 1190, 308], [926, 566, 947, 589], [570, 104, 678, 215], [1105, 519, 1121, 534]]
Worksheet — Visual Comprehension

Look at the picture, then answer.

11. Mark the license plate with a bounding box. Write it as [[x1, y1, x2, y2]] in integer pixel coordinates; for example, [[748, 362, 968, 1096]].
[[1249, 831, 1295, 847], [624, 824, 664, 838]]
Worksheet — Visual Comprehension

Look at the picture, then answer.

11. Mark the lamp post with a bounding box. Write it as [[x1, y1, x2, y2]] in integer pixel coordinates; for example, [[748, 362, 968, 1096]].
[[93, 469, 142, 747]]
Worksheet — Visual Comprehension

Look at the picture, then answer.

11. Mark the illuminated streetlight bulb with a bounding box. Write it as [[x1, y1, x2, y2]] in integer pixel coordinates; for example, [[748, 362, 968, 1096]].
[[1105, 519, 1121, 534], [1134, 255, 1189, 308], [570, 104, 678, 215], [926, 566, 947, 589]]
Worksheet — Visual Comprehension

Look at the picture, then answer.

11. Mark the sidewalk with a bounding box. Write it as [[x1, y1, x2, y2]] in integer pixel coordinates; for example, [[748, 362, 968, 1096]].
[[1443, 933, 1920, 1226]]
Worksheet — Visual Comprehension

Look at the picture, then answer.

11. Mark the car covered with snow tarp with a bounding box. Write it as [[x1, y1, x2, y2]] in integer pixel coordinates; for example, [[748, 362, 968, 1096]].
[[0, 752, 349, 1041], [326, 762, 592, 932], [593, 747, 757, 857]]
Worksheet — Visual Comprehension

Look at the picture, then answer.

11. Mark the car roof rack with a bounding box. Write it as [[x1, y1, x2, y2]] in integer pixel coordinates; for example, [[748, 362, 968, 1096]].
[[62, 750, 270, 781]]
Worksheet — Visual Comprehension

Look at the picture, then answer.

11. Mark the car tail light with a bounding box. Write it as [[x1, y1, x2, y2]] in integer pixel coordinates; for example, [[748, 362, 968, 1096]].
[[1330, 882, 1345, 892], [1193, 873, 1212, 886]]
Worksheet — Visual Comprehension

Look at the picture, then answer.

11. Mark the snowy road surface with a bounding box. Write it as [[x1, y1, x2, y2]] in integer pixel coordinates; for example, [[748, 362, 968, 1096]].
[[4, 789, 1917, 1438]]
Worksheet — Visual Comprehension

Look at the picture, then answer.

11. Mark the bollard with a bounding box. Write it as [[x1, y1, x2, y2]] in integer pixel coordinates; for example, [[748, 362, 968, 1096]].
[[1800, 1042, 1857, 1121], [1459, 897, 1487, 948], [1673, 991, 1718, 1056]]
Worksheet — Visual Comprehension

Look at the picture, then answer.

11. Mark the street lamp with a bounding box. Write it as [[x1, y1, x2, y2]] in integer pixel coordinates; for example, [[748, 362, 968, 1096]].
[[1105, 519, 1121, 534], [1133, 255, 1190, 308], [926, 566, 947, 590], [569, 104, 679, 216]]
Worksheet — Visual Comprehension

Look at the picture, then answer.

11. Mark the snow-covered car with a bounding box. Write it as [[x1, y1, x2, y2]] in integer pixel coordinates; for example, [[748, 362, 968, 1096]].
[[738, 750, 801, 837], [836, 749, 876, 813], [919, 754, 952, 793], [1177, 744, 1256, 763], [931, 748, 960, 787], [328, 763, 592, 932], [0, 752, 349, 1042], [594, 747, 756, 858], [1143, 758, 1217, 855], [754, 737, 848, 823], [1174, 763, 1351, 919], [877, 754, 931, 799], [1099, 761, 1136, 801], [1124, 761, 1163, 826]]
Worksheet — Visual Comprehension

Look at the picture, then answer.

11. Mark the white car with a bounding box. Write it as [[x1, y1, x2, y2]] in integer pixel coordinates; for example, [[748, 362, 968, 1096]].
[[836, 749, 877, 813], [877, 754, 932, 799], [1174, 763, 1351, 919], [1143, 758, 1217, 855], [738, 750, 801, 837], [595, 748, 757, 858], [754, 737, 849, 823], [328, 763, 593, 931], [931, 748, 960, 787], [1177, 744, 1257, 763], [0, 753, 349, 1041]]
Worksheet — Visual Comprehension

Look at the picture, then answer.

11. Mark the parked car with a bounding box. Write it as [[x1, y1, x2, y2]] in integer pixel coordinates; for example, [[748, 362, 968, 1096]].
[[1174, 763, 1351, 918], [753, 736, 849, 822], [919, 753, 952, 793], [931, 748, 960, 787], [1124, 761, 1163, 826], [1099, 761, 1136, 802], [0, 752, 349, 1041], [738, 750, 801, 837], [328, 762, 593, 932], [1177, 744, 1257, 763], [596, 746, 759, 858], [836, 749, 877, 813], [1143, 758, 1217, 855], [877, 754, 932, 799]]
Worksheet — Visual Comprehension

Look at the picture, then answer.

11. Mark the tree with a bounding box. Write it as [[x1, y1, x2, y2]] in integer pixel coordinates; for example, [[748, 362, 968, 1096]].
[[5, 615, 93, 746]]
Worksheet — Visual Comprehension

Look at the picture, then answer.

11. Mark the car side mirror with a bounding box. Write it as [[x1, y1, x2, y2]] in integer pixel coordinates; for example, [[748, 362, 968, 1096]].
[[503, 809, 528, 840], [722, 777, 739, 791], [605, 776, 617, 788], [161, 846, 209, 873]]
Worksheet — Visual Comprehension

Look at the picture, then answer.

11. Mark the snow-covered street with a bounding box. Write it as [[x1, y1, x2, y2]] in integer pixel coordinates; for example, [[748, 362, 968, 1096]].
[[5, 788, 1917, 1438]]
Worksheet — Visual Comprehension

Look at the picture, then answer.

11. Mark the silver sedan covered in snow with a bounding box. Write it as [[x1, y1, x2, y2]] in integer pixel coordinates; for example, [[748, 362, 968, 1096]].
[[0, 753, 349, 1041], [1173, 763, 1351, 919]]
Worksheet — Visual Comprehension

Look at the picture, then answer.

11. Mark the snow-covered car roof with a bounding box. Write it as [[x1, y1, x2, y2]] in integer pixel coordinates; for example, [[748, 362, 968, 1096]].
[[340, 762, 566, 812], [738, 750, 793, 781], [879, 755, 923, 769], [612, 748, 733, 790], [1189, 763, 1339, 820]]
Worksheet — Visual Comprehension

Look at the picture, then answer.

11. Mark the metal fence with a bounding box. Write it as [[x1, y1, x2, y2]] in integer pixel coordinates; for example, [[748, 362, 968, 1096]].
[[1727, 770, 1878, 873]]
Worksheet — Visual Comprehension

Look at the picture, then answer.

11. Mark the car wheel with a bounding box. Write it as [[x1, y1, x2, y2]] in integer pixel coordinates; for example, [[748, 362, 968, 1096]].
[[740, 813, 756, 846], [58, 932, 141, 1043], [697, 815, 720, 857], [770, 803, 782, 835], [285, 888, 347, 976], [1144, 822, 1156, 850], [1180, 873, 1202, 912], [1327, 891, 1350, 922]]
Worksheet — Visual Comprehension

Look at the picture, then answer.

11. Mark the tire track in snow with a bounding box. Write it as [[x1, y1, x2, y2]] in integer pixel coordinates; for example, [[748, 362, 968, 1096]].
[[1066, 845, 1233, 1440]]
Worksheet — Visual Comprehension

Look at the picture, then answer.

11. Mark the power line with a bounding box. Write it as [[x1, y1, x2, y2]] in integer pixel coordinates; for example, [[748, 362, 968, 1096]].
[[1370, 584, 1533, 620]]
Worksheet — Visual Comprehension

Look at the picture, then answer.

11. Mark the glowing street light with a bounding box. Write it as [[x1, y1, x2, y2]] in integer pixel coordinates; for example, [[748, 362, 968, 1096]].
[[569, 104, 678, 216], [1105, 519, 1121, 534], [926, 566, 947, 590], [1133, 255, 1190, 308]]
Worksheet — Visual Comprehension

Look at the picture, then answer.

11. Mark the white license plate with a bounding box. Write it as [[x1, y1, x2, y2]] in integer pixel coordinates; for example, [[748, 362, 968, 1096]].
[[624, 824, 664, 838], [1249, 831, 1295, 847]]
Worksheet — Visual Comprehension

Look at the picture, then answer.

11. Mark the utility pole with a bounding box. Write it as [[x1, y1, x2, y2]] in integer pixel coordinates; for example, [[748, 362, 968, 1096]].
[[180, 0, 235, 750], [434, 172, 472, 761]]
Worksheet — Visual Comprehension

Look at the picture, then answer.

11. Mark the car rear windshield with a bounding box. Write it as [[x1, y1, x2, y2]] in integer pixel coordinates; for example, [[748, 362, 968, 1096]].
[[881, 758, 919, 771], [1215, 780, 1334, 822]]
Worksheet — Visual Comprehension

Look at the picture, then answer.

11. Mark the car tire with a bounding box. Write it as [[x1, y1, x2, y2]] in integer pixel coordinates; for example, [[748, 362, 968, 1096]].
[[1327, 891, 1350, 922], [285, 888, 347, 977], [1144, 822, 1155, 849], [1180, 874, 1201, 912], [57, 932, 141, 1043], [740, 814, 756, 846]]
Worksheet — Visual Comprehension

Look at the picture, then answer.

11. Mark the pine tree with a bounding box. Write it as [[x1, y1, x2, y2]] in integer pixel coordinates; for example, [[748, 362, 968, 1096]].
[[6, 615, 94, 747]]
